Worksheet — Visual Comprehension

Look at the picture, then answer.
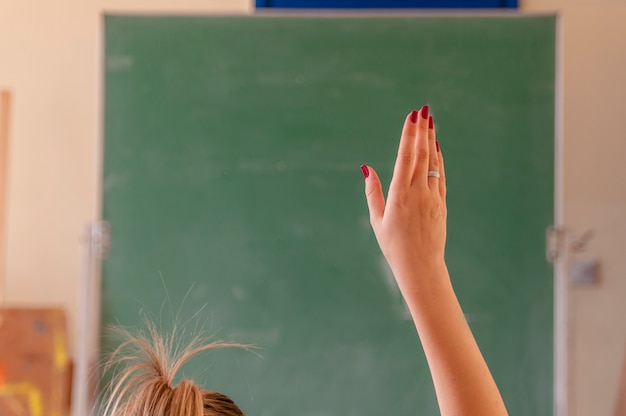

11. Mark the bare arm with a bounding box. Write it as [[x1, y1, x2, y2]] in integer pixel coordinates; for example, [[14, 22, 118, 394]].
[[361, 107, 507, 415]]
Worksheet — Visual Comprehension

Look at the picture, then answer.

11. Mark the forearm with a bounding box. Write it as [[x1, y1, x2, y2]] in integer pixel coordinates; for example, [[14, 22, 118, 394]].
[[396, 263, 508, 416]]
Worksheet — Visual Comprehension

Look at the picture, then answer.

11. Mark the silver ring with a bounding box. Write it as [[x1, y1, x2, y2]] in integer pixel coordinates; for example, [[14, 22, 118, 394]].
[[428, 170, 441, 179]]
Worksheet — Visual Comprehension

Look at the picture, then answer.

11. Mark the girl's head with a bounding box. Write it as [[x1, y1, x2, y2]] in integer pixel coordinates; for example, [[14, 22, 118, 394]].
[[101, 321, 248, 416]]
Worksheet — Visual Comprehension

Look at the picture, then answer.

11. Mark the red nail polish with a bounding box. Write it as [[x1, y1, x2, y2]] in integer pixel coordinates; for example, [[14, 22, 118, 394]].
[[436, 140, 440, 152], [410, 110, 418, 123], [360, 165, 369, 178], [429, 116, 434, 129], [421, 105, 429, 119]]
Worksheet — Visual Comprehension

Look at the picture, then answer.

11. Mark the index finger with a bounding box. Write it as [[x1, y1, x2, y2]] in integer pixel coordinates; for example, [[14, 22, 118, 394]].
[[390, 110, 419, 189]]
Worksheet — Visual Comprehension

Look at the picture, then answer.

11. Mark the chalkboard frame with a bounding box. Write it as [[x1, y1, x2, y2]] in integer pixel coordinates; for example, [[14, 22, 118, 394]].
[[102, 14, 556, 416]]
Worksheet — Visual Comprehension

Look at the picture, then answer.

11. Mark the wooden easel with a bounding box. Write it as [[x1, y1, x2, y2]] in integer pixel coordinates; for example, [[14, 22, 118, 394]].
[[0, 90, 11, 303]]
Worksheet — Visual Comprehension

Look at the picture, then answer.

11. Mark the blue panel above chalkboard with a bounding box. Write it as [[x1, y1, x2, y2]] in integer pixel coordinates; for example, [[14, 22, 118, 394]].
[[256, 0, 518, 8]]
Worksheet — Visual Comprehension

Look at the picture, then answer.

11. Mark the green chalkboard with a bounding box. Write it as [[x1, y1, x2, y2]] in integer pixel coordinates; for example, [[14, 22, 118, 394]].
[[103, 15, 555, 415]]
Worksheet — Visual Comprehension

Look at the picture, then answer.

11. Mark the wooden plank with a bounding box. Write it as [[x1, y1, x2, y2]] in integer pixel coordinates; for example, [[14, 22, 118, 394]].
[[0, 308, 71, 416], [0, 90, 10, 302]]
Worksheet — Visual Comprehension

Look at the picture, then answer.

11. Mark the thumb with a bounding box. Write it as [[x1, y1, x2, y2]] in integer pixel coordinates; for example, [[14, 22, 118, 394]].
[[361, 165, 385, 225]]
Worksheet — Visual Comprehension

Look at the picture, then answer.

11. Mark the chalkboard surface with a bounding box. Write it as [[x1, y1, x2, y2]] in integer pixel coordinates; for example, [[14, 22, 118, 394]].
[[103, 16, 555, 415]]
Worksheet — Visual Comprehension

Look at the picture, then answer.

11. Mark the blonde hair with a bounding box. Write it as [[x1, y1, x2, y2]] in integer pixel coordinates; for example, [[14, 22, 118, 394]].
[[101, 320, 251, 416]]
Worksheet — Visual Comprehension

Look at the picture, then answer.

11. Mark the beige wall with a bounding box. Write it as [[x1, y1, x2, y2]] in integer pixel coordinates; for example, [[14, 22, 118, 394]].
[[1, 1, 625, 415]]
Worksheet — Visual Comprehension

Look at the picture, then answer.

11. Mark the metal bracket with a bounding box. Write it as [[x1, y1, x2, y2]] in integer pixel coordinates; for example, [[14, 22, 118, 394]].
[[546, 225, 565, 263], [89, 221, 110, 259], [546, 226, 596, 263]]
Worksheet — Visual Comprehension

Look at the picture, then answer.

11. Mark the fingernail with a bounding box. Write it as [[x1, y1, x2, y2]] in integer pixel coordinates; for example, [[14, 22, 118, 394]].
[[360, 165, 370, 178], [436, 140, 440, 152], [429, 116, 434, 129], [410, 110, 418, 123], [421, 105, 429, 120]]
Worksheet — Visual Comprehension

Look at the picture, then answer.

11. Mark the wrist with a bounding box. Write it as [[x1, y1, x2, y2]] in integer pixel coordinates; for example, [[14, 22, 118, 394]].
[[390, 258, 451, 301], [389, 255, 447, 281]]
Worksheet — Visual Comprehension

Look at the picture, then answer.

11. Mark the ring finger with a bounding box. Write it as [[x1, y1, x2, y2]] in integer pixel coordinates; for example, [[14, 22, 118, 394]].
[[427, 115, 440, 190]]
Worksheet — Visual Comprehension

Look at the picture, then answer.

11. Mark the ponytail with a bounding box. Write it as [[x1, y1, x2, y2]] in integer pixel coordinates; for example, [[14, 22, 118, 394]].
[[101, 320, 249, 416]]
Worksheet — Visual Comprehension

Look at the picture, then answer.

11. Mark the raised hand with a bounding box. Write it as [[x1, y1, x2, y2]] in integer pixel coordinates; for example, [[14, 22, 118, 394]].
[[361, 106, 447, 292]]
